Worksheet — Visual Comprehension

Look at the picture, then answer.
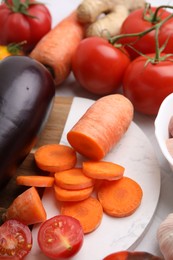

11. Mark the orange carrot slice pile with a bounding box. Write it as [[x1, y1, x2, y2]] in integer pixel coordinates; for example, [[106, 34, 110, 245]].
[[97, 176, 143, 217], [34, 144, 77, 172], [16, 175, 54, 187], [61, 196, 103, 234], [4, 187, 46, 225], [67, 94, 133, 160], [83, 161, 125, 180], [54, 185, 94, 202], [54, 167, 95, 190]]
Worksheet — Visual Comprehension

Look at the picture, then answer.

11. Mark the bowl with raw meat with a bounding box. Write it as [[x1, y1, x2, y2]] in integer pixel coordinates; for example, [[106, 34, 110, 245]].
[[155, 93, 173, 171]]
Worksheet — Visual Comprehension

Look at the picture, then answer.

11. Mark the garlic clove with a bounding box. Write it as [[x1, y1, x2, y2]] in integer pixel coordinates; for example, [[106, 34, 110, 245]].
[[157, 213, 173, 260]]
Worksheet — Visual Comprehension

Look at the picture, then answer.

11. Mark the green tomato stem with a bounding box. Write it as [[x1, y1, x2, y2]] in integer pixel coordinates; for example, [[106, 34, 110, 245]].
[[3, 0, 43, 17], [152, 5, 173, 23]]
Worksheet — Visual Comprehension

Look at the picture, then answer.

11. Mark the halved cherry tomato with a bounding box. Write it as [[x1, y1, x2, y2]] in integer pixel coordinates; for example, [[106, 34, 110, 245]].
[[38, 215, 84, 259], [0, 219, 32, 259]]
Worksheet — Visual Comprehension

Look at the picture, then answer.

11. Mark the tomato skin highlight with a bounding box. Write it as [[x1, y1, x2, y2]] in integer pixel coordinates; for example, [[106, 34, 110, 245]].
[[72, 36, 130, 95], [123, 53, 173, 115], [38, 215, 84, 259], [0, 219, 32, 259], [0, 0, 52, 52], [119, 7, 173, 60]]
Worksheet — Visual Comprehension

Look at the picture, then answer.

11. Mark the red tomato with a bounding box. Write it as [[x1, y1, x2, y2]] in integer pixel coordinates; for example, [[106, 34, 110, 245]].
[[38, 215, 84, 259], [0, 0, 51, 52], [123, 53, 173, 115], [0, 219, 32, 259], [103, 251, 162, 260], [72, 36, 130, 95], [119, 6, 173, 60]]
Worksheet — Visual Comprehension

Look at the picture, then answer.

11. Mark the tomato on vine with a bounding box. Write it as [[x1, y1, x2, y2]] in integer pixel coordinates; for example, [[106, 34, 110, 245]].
[[116, 4, 173, 60], [123, 52, 173, 115], [72, 36, 130, 95]]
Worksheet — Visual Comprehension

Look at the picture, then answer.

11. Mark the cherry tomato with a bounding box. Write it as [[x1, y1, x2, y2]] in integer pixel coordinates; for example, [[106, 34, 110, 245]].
[[123, 53, 173, 115], [72, 36, 130, 95], [0, 0, 51, 52], [103, 250, 162, 260], [38, 215, 84, 259], [0, 219, 32, 259], [119, 6, 173, 60]]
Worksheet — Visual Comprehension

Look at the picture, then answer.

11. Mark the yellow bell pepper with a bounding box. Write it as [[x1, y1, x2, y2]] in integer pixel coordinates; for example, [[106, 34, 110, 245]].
[[0, 42, 24, 60]]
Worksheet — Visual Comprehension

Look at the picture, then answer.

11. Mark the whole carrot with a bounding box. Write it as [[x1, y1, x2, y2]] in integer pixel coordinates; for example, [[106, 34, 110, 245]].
[[67, 94, 134, 160], [30, 11, 85, 85]]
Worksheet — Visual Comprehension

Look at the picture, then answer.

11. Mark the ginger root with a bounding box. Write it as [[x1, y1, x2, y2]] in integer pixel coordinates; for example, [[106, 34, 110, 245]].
[[77, 0, 146, 38]]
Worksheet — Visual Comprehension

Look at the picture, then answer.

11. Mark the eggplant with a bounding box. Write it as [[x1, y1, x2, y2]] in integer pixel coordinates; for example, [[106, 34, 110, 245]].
[[0, 56, 55, 188]]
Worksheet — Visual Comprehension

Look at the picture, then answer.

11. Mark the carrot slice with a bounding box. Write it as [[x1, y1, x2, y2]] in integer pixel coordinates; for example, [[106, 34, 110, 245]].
[[97, 177, 143, 217], [54, 167, 95, 190], [30, 11, 85, 85], [82, 161, 125, 180], [16, 175, 54, 187], [34, 144, 77, 172], [4, 187, 46, 225], [67, 94, 133, 160], [60, 196, 103, 234], [54, 185, 93, 202]]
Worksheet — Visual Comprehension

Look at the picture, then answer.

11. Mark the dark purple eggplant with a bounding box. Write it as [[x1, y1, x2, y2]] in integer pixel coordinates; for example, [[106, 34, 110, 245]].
[[0, 55, 55, 188]]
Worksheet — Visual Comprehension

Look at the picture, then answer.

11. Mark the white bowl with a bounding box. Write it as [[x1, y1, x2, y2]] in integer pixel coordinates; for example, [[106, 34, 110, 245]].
[[155, 93, 173, 171]]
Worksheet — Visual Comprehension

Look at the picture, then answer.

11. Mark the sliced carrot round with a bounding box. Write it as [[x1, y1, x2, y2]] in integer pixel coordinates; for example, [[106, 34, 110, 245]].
[[34, 144, 77, 172], [60, 196, 103, 234], [83, 161, 125, 180], [54, 168, 95, 190], [54, 185, 94, 202], [16, 175, 54, 187], [97, 177, 143, 217]]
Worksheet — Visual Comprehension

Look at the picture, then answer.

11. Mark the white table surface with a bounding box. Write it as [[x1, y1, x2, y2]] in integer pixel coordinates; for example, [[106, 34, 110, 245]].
[[43, 1, 173, 258]]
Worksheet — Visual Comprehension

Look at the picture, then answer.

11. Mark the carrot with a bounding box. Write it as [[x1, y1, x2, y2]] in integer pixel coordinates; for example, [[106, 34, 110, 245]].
[[3, 187, 46, 225], [60, 196, 103, 234], [82, 161, 125, 180], [54, 167, 95, 190], [34, 144, 77, 172], [97, 177, 143, 217], [67, 94, 134, 160], [29, 11, 85, 86], [16, 175, 54, 187], [54, 185, 93, 202]]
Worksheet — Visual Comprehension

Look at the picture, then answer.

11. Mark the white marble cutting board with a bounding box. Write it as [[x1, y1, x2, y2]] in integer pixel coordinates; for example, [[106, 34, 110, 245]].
[[26, 97, 161, 260]]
